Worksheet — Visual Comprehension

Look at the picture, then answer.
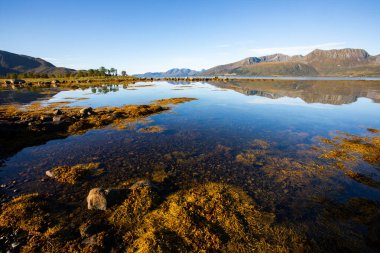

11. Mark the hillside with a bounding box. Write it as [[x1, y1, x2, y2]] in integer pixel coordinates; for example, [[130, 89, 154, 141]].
[[0, 50, 75, 76], [135, 68, 202, 78], [202, 48, 380, 77]]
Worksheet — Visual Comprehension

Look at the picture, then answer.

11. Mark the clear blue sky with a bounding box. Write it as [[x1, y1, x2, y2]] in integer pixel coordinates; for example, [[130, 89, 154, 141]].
[[0, 0, 379, 73]]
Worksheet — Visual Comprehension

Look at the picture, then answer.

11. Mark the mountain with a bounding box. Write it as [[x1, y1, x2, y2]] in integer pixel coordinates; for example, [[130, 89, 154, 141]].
[[135, 68, 203, 78], [0, 50, 75, 76], [202, 49, 380, 77]]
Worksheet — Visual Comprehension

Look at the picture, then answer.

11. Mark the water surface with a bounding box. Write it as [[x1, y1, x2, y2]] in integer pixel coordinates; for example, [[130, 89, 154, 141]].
[[1, 80, 380, 249]]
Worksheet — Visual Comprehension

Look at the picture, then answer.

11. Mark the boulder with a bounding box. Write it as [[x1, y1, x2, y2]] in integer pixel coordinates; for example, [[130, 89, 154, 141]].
[[51, 80, 60, 84], [87, 187, 129, 210], [87, 188, 107, 210]]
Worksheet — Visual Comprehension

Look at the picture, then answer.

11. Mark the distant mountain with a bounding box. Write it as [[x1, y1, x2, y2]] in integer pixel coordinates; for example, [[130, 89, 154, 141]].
[[202, 49, 380, 77], [135, 68, 203, 78], [0, 50, 75, 76]]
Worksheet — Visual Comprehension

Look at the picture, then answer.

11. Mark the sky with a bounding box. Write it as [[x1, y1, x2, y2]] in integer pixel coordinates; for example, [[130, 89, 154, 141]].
[[0, 0, 379, 74]]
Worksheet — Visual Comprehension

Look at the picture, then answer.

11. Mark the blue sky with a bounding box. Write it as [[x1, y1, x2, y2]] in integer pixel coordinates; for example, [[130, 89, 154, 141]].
[[0, 0, 379, 73]]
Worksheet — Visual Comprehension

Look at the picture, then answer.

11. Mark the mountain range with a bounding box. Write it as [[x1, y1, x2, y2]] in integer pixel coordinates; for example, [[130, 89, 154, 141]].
[[201, 48, 380, 77], [134, 68, 203, 78], [1, 48, 380, 77], [0, 50, 75, 76]]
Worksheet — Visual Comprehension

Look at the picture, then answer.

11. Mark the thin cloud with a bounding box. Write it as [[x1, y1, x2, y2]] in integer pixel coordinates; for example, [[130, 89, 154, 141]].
[[249, 42, 346, 56]]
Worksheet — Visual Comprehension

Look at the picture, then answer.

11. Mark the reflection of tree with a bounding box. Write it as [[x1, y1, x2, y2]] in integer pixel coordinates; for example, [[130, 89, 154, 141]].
[[89, 85, 121, 94]]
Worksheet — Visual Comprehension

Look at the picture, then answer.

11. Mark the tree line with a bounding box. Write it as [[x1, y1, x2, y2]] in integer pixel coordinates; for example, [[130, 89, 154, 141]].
[[3, 67, 128, 79]]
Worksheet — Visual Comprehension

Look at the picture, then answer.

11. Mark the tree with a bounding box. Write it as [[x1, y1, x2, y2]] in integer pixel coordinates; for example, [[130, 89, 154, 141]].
[[110, 68, 116, 76], [99, 66, 107, 76], [121, 70, 127, 76]]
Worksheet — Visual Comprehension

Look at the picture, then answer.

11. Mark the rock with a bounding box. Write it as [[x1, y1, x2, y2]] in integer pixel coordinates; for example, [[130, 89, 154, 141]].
[[52, 115, 62, 122], [51, 80, 60, 84], [129, 179, 156, 190], [45, 170, 54, 178], [9, 79, 26, 84], [87, 187, 129, 210], [80, 107, 93, 116], [87, 188, 108, 210], [368, 213, 380, 246], [11, 242, 20, 248], [40, 115, 52, 121], [53, 109, 62, 115]]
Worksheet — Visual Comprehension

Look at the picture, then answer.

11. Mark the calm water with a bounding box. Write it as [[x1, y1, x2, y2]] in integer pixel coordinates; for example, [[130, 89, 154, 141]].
[[1, 80, 380, 223]]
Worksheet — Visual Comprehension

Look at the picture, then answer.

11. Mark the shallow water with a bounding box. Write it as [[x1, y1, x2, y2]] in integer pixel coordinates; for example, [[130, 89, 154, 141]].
[[1, 80, 380, 249]]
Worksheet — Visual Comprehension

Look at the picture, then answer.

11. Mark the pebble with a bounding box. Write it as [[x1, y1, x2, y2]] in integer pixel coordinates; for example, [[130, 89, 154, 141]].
[[11, 242, 20, 248]]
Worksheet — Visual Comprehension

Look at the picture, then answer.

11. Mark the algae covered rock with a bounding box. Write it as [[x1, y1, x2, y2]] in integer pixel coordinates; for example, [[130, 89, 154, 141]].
[[46, 162, 102, 184], [0, 193, 49, 233], [110, 182, 307, 252], [109, 181, 161, 230]]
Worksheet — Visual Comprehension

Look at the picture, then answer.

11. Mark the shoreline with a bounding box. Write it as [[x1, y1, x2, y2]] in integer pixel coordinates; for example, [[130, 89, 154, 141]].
[[1, 75, 380, 90]]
